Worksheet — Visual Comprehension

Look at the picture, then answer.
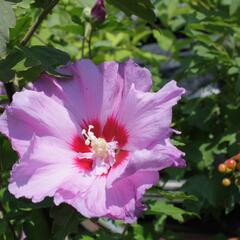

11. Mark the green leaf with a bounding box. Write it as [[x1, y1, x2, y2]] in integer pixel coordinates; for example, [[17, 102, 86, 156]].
[[78, 0, 96, 8], [0, 0, 16, 56], [153, 29, 176, 52], [107, 0, 156, 22], [31, 0, 51, 9], [0, 219, 8, 236], [79, 236, 95, 240], [51, 204, 82, 240], [23, 210, 51, 240], [0, 46, 71, 83], [182, 174, 240, 213], [147, 201, 195, 222], [0, 48, 24, 81], [10, 15, 33, 44], [229, 0, 240, 15], [156, 190, 198, 201], [21, 45, 70, 70]]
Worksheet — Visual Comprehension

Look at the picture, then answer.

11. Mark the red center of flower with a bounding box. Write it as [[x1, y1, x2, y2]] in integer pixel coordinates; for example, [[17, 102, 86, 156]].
[[71, 116, 128, 173]]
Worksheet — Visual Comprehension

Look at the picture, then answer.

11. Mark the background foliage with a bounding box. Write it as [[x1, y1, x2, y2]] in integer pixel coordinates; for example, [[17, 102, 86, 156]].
[[0, 0, 240, 239]]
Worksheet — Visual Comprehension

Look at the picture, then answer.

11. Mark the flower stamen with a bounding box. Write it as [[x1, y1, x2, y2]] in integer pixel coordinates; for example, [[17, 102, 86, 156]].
[[82, 125, 117, 160]]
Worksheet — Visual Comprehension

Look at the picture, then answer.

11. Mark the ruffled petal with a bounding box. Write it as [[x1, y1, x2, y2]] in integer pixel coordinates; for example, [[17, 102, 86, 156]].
[[124, 142, 185, 176], [0, 89, 79, 156], [33, 59, 103, 123], [108, 142, 185, 186], [98, 60, 152, 122], [106, 171, 159, 223], [55, 175, 107, 218], [120, 59, 152, 94], [98, 62, 123, 122], [116, 80, 185, 150], [9, 136, 78, 202]]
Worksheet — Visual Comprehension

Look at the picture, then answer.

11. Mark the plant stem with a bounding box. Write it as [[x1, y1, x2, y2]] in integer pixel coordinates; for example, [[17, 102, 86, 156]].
[[20, 0, 60, 47], [88, 30, 92, 59], [83, 22, 93, 59], [81, 37, 85, 58]]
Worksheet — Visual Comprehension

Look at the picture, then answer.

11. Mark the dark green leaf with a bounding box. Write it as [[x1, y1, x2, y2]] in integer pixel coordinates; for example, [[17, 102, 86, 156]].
[[107, 0, 156, 22], [51, 204, 82, 240], [147, 201, 196, 222], [23, 210, 51, 240]]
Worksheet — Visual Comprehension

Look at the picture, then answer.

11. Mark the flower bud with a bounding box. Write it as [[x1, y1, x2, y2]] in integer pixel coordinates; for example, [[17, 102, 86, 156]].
[[83, 7, 91, 21], [91, 0, 106, 23]]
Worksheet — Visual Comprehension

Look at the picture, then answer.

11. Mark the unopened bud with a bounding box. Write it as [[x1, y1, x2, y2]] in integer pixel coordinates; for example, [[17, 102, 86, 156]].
[[91, 0, 106, 23]]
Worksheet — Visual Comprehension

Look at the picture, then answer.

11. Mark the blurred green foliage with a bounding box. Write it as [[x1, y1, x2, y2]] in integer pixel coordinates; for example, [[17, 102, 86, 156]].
[[0, 0, 240, 239]]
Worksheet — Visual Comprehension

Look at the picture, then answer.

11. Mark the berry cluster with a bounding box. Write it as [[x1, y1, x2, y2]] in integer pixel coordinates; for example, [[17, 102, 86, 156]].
[[218, 153, 240, 187]]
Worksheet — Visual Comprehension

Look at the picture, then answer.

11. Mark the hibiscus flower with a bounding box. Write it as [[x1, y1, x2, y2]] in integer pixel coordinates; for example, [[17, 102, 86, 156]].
[[0, 59, 185, 223]]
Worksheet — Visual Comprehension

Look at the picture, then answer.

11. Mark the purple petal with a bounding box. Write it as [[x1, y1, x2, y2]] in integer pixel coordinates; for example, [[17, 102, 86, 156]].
[[0, 89, 79, 156], [34, 59, 103, 124], [117, 80, 185, 150], [55, 176, 107, 218], [9, 136, 78, 202], [106, 171, 159, 223], [98, 60, 152, 123], [107, 142, 185, 186]]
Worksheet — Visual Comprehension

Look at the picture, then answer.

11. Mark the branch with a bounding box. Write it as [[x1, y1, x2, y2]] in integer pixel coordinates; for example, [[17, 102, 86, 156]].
[[20, 0, 60, 47], [4, 81, 16, 102], [4, 0, 60, 101]]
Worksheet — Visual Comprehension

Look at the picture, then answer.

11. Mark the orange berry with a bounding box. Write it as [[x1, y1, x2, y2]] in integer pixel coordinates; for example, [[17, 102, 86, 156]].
[[233, 153, 240, 161], [225, 159, 236, 170], [218, 163, 226, 173], [222, 178, 231, 187]]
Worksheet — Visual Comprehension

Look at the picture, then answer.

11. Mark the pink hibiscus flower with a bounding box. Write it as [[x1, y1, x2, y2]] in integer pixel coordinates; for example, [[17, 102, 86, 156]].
[[0, 59, 185, 223]]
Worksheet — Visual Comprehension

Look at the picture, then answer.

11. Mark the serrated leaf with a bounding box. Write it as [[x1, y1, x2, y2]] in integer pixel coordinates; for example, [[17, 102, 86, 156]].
[[147, 201, 195, 222], [157, 190, 198, 201]]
